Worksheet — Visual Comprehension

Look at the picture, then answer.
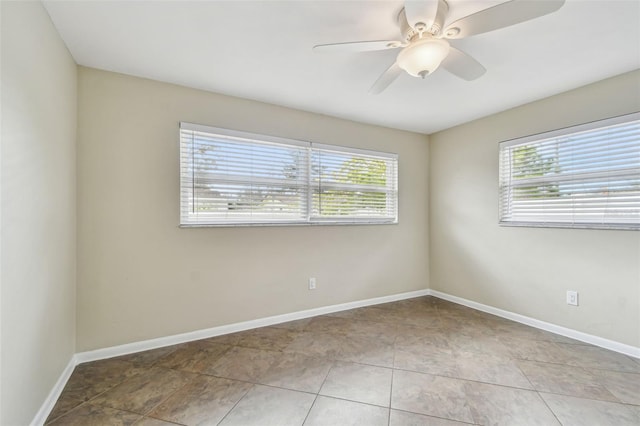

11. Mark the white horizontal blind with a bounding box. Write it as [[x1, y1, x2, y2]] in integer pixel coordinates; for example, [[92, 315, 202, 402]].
[[311, 144, 398, 222], [499, 112, 640, 230], [180, 123, 309, 225], [180, 123, 398, 226]]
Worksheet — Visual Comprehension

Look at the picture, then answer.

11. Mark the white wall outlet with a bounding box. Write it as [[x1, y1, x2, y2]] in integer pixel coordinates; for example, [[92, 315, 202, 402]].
[[566, 290, 579, 306], [308, 277, 316, 290]]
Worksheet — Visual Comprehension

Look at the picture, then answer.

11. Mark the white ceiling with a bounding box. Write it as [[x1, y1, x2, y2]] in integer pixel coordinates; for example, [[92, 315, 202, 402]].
[[43, 0, 640, 134]]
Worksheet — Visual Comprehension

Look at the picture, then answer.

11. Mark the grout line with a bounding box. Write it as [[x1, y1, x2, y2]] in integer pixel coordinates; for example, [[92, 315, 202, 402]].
[[535, 389, 640, 407], [390, 408, 480, 425], [536, 391, 563, 426], [137, 417, 185, 426], [513, 358, 537, 391], [300, 394, 319, 426], [214, 383, 256, 425], [390, 365, 542, 393], [315, 361, 336, 398], [42, 399, 87, 425], [140, 372, 200, 420], [388, 368, 394, 426], [510, 355, 640, 375], [307, 394, 391, 410]]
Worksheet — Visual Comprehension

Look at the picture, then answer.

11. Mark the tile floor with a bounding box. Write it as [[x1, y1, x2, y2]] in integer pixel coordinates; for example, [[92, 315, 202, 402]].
[[46, 296, 640, 425]]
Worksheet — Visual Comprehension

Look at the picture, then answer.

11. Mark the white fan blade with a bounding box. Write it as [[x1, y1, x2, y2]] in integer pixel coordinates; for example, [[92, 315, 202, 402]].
[[443, 0, 565, 39], [369, 62, 403, 94], [441, 47, 486, 81], [404, 0, 440, 32], [313, 40, 402, 53]]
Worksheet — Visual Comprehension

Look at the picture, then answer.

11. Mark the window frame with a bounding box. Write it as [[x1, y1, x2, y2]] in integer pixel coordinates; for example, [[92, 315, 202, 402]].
[[179, 122, 399, 227], [498, 112, 640, 231]]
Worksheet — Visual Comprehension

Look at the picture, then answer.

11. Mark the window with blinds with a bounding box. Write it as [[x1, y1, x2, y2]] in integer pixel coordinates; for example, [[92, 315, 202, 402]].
[[180, 122, 398, 226], [499, 112, 640, 230]]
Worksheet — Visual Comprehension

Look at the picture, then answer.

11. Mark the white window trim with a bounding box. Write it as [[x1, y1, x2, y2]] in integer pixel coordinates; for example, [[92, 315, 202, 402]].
[[179, 122, 399, 227], [498, 112, 640, 231]]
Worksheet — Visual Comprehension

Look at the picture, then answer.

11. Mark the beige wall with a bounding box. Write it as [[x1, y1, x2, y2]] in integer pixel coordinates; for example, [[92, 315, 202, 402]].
[[430, 70, 640, 347], [76, 67, 430, 351], [1, 1, 77, 424]]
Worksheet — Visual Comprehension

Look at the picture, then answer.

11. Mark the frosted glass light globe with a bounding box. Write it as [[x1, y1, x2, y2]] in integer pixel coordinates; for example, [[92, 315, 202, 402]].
[[397, 37, 450, 78]]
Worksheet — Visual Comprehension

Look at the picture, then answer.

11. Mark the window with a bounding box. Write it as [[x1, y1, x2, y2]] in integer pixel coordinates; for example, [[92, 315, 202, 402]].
[[180, 122, 398, 226], [499, 112, 640, 230]]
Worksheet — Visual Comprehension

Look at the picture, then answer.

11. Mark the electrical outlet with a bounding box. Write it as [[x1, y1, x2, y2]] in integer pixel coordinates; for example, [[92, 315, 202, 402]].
[[309, 277, 316, 290], [566, 290, 578, 306]]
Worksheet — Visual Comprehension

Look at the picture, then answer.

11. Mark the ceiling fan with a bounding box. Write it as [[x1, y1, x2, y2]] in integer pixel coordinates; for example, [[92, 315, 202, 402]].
[[313, 0, 565, 94]]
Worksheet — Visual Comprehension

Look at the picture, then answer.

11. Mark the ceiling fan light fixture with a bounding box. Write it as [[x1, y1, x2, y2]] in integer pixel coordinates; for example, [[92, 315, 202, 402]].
[[397, 37, 450, 78]]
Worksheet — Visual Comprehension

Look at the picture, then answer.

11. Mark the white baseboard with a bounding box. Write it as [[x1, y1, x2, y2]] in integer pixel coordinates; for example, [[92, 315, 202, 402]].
[[35, 288, 426, 424], [75, 288, 430, 364], [30, 355, 78, 426], [428, 289, 640, 359], [34, 286, 639, 424]]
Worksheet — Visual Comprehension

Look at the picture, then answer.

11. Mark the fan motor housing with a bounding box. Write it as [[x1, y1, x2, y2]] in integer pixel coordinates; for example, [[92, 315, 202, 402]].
[[397, 0, 449, 42]]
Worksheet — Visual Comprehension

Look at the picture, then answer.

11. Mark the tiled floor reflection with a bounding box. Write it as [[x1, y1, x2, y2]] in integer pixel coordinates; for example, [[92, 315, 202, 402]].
[[46, 296, 640, 425]]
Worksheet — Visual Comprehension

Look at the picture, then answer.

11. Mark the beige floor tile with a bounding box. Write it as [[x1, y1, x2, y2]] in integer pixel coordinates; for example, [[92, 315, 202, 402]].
[[464, 381, 560, 425], [540, 392, 640, 426], [304, 316, 355, 334], [360, 306, 417, 325], [258, 352, 333, 393], [319, 362, 393, 407], [155, 340, 231, 373], [284, 331, 345, 358], [376, 297, 434, 312], [389, 410, 471, 425], [202, 331, 245, 346], [110, 345, 179, 368], [218, 384, 315, 426], [453, 350, 533, 389], [400, 309, 443, 328], [558, 343, 640, 373], [391, 370, 474, 423], [270, 317, 313, 331], [205, 346, 281, 382], [346, 319, 398, 344], [394, 344, 458, 377], [593, 369, 640, 405], [394, 327, 452, 348], [47, 402, 142, 426], [133, 417, 180, 426], [503, 338, 574, 364], [329, 305, 398, 323], [45, 394, 85, 424], [60, 359, 145, 401], [494, 322, 580, 344], [518, 360, 619, 402], [304, 396, 389, 426], [446, 333, 512, 357], [438, 316, 487, 331], [336, 335, 395, 368], [436, 305, 479, 320], [148, 375, 251, 425], [235, 326, 301, 351], [90, 367, 195, 415]]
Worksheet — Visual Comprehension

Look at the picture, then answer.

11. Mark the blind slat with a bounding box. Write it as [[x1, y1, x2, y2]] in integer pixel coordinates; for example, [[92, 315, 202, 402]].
[[180, 123, 398, 226], [499, 113, 640, 230]]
